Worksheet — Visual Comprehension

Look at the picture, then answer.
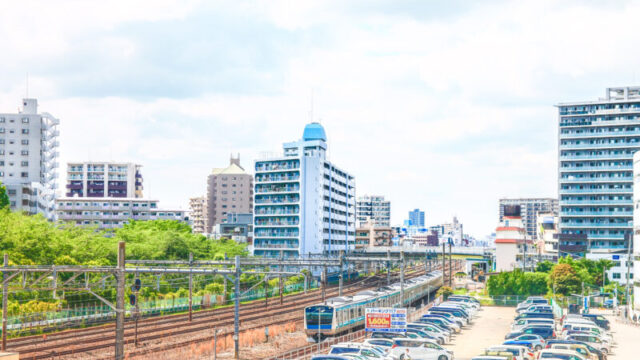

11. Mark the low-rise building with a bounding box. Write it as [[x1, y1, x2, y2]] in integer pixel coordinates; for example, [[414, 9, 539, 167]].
[[536, 212, 558, 255], [495, 205, 534, 272], [355, 219, 392, 249], [213, 212, 253, 243], [55, 198, 187, 229], [586, 253, 633, 285]]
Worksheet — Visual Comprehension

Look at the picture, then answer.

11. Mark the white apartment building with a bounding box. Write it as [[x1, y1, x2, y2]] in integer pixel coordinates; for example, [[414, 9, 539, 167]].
[[189, 196, 207, 234], [499, 198, 558, 238], [0, 98, 59, 219], [442, 216, 463, 245], [536, 212, 558, 254], [252, 122, 356, 258], [66, 162, 143, 198], [356, 195, 391, 226], [56, 197, 186, 229]]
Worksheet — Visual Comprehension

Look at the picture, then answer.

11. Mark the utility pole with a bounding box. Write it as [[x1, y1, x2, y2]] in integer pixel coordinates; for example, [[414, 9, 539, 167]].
[[625, 237, 632, 317], [400, 251, 405, 306], [188, 252, 193, 322], [234, 255, 240, 360], [386, 250, 391, 285], [2, 254, 8, 351], [264, 275, 269, 308], [115, 242, 125, 360], [134, 273, 140, 347], [442, 242, 446, 283], [449, 242, 452, 287]]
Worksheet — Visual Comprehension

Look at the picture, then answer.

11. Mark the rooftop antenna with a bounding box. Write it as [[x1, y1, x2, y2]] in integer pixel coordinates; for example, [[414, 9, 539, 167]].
[[309, 88, 314, 123]]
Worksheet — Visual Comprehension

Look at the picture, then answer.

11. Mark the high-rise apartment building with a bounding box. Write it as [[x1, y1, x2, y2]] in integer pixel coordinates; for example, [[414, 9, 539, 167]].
[[408, 208, 425, 227], [499, 198, 558, 238], [206, 156, 253, 233], [189, 196, 207, 234], [65, 162, 143, 198], [558, 87, 640, 253], [252, 122, 356, 258], [0, 98, 59, 219], [356, 195, 391, 226]]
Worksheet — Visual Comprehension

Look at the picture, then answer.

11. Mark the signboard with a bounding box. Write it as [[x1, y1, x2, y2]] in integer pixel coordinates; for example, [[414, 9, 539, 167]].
[[613, 255, 620, 260], [365, 308, 407, 333]]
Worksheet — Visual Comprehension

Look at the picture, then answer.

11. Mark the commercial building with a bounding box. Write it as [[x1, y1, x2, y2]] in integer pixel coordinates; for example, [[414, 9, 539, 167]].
[[408, 208, 425, 227], [494, 205, 534, 272], [55, 198, 187, 229], [558, 87, 640, 253], [206, 155, 253, 233], [252, 122, 356, 258], [0, 98, 59, 219], [212, 212, 253, 243], [499, 198, 558, 238], [356, 195, 391, 226], [65, 162, 143, 198], [189, 196, 207, 234], [355, 219, 392, 249]]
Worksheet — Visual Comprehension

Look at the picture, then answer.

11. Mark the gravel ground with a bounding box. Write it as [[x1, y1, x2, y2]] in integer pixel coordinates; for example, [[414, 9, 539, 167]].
[[443, 306, 516, 360]]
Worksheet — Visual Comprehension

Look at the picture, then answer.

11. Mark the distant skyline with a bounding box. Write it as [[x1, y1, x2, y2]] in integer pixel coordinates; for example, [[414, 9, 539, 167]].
[[2, 1, 640, 236]]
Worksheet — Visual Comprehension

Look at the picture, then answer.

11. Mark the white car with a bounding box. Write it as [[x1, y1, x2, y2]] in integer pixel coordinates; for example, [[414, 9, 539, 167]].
[[536, 349, 586, 360], [389, 338, 453, 360], [485, 345, 532, 360], [328, 342, 394, 360]]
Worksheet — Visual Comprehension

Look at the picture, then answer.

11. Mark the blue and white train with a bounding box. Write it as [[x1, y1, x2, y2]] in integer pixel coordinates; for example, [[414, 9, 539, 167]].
[[304, 271, 443, 339]]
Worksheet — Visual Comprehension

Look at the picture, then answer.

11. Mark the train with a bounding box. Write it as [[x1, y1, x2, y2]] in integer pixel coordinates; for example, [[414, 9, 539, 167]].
[[304, 270, 443, 339]]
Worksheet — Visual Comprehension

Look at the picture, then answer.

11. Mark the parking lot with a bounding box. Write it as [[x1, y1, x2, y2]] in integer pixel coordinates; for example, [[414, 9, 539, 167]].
[[445, 306, 516, 360]]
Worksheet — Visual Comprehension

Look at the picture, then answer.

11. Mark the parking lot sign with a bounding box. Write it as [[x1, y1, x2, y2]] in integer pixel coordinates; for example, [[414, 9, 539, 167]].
[[365, 308, 407, 332]]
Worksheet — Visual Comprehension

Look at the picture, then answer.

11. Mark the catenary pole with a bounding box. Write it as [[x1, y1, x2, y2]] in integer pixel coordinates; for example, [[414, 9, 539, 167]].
[[234, 255, 241, 360], [2, 254, 8, 351], [115, 242, 126, 360]]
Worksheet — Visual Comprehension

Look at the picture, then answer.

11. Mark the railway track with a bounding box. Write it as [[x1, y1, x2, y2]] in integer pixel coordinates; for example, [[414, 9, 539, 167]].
[[10, 262, 458, 359]]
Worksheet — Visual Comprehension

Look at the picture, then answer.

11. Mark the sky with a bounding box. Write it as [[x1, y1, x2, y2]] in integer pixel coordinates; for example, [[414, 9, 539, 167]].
[[1, 0, 640, 237]]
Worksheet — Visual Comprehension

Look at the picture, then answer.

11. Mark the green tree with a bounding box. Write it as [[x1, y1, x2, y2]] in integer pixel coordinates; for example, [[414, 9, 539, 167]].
[[487, 269, 548, 296], [0, 181, 9, 210], [436, 286, 453, 300], [535, 260, 554, 273], [549, 263, 581, 296]]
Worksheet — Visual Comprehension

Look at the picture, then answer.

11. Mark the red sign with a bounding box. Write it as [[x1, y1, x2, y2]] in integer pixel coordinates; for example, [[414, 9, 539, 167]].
[[365, 313, 391, 329]]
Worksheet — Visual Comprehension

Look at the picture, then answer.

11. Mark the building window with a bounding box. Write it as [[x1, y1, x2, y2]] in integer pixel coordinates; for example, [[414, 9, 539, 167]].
[[612, 273, 621, 279], [0, 161, 3, 166], [0, 118, 4, 123], [0, 171, 3, 177], [21, 118, 29, 124], [21, 161, 28, 167], [21, 172, 28, 178], [21, 150, 28, 155], [0, 128, 4, 133], [21, 129, 29, 134], [21, 139, 28, 145]]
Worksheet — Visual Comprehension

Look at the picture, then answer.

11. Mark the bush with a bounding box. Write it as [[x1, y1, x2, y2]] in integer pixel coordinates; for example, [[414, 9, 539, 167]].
[[437, 286, 454, 300], [487, 269, 548, 296]]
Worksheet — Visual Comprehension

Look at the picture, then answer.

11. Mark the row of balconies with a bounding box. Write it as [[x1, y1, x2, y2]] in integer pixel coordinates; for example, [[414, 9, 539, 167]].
[[560, 176, 633, 183], [559, 153, 632, 160], [561, 199, 632, 205], [254, 229, 299, 237], [560, 165, 632, 172], [255, 184, 300, 194], [560, 142, 640, 149], [560, 211, 632, 217], [255, 161, 299, 172], [255, 173, 300, 183], [255, 195, 300, 204], [254, 206, 298, 215], [559, 187, 632, 194], [559, 129, 640, 139]]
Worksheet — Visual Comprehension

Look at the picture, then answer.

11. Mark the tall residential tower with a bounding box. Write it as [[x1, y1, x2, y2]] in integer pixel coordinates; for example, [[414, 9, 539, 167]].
[[206, 156, 254, 233], [558, 87, 640, 254], [252, 123, 356, 257], [0, 98, 59, 219]]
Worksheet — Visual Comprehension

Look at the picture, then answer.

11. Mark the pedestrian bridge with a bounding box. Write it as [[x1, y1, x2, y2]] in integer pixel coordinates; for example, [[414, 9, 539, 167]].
[[360, 246, 492, 259]]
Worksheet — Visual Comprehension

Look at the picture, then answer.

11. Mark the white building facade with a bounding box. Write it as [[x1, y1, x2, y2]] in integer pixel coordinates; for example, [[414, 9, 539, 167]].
[[56, 197, 186, 229], [356, 194, 391, 226], [252, 123, 356, 258], [0, 98, 59, 219], [495, 215, 533, 272]]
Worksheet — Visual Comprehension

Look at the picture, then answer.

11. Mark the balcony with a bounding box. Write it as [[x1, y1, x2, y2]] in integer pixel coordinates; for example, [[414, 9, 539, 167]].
[[561, 199, 632, 205], [558, 244, 588, 253], [253, 242, 299, 249], [588, 234, 627, 239], [254, 230, 299, 237], [254, 195, 300, 204], [560, 165, 632, 172], [559, 131, 640, 139], [254, 218, 299, 226], [561, 222, 631, 228], [559, 153, 631, 160], [560, 142, 640, 150], [254, 207, 298, 215], [255, 162, 299, 172], [255, 174, 300, 183], [255, 185, 300, 194], [559, 177, 633, 183], [559, 188, 632, 194], [108, 185, 128, 190], [560, 211, 632, 217], [66, 183, 82, 190]]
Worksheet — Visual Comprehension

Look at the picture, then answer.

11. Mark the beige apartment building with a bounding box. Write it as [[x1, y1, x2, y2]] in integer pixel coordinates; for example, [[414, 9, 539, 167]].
[[355, 219, 392, 249], [189, 196, 207, 234], [206, 156, 253, 233]]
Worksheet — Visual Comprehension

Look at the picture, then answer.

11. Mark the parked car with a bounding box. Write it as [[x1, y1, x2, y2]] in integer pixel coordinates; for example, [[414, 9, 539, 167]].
[[417, 317, 460, 333], [563, 334, 610, 354], [547, 342, 598, 360], [512, 334, 546, 351], [389, 338, 453, 360], [545, 340, 606, 360], [506, 325, 555, 340], [536, 349, 586, 360], [329, 344, 391, 359], [515, 312, 554, 321], [580, 314, 610, 330], [511, 319, 555, 332], [486, 345, 533, 360]]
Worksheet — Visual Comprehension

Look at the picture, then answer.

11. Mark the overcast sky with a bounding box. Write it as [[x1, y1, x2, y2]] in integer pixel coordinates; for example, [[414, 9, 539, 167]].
[[2, 0, 640, 237]]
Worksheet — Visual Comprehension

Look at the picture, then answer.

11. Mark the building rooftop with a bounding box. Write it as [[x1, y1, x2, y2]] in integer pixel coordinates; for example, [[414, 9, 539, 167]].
[[211, 162, 248, 175], [302, 122, 327, 142]]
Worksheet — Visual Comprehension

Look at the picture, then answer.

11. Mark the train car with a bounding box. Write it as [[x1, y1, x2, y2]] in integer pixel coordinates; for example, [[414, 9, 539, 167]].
[[304, 271, 443, 340], [326, 270, 361, 285]]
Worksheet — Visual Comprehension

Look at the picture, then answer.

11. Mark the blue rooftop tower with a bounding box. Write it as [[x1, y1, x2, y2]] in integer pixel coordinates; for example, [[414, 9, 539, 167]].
[[302, 122, 327, 142]]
